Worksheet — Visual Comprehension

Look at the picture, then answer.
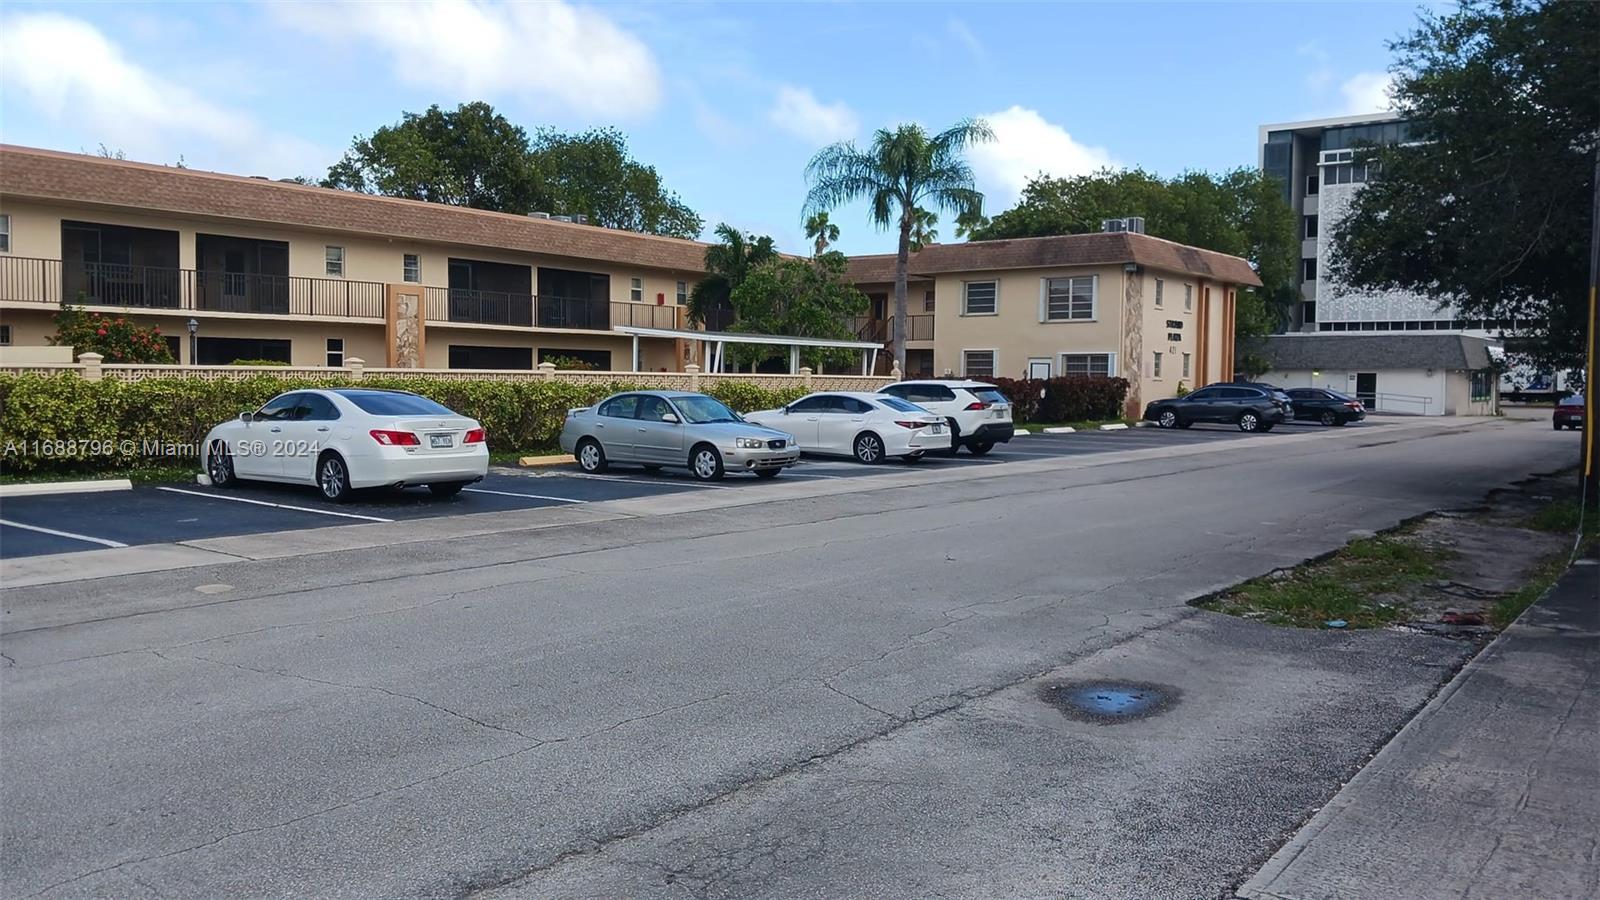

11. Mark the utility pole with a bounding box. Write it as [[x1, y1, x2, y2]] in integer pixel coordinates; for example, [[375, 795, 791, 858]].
[[1584, 147, 1599, 496]]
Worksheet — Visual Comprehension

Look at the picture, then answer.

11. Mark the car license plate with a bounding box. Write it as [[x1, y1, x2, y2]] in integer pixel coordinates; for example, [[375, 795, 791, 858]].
[[929, 424, 944, 434], [993, 407, 1008, 418], [429, 433, 453, 448]]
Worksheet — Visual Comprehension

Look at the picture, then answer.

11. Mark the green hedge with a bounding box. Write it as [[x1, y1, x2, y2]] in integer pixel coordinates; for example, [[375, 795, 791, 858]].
[[0, 374, 812, 475], [987, 376, 1130, 424]]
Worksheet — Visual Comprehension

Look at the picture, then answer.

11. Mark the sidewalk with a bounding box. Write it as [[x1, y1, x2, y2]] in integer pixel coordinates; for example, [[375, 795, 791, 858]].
[[1237, 553, 1600, 900]]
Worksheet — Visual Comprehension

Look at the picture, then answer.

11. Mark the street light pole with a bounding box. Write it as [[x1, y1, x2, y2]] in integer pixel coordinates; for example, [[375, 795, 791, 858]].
[[186, 318, 198, 367], [1583, 148, 1599, 497]]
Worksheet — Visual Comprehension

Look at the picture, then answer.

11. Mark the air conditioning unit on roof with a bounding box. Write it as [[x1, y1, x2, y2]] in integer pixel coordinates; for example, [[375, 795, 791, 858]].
[[529, 211, 551, 219], [552, 215, 574, 223]]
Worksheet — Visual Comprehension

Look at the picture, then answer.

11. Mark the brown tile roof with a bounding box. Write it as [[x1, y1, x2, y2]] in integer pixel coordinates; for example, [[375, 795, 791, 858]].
[[0, 145, 711, 274], [846, 231, 1262, 287]]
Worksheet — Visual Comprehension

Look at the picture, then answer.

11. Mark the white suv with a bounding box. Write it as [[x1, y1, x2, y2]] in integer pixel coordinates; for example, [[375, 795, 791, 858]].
[[878, 380, 1014, 455]]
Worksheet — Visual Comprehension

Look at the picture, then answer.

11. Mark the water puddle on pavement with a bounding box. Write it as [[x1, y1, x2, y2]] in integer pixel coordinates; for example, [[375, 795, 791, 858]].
[[1039, 681, 1178, 723]]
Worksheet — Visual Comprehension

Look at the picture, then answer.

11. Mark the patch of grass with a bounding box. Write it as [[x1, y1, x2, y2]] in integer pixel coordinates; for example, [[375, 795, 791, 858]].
[[1524, 496, 1600, 540], [1204, 532, 1449, 629], [1490, 555, 1568, 629], [0, 464, 198, 485]]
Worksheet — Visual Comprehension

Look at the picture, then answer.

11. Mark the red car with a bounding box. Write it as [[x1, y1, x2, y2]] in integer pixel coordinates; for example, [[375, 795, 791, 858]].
[[1553, 395, 1584, 431]]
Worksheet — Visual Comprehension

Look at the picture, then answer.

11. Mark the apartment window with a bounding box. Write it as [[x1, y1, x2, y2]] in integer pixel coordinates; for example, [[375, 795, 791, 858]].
[[1305, 174, 1319, 195], [1470, 370, 1493, 402], [325, 246, 345, 277], [1152, 351, 1163, 378], [1303, 215, 1319, 239], [402, 254, 420, 283], [0, 324, 10, 345], [1183, 283, 1193, 312], [1303, 258, 1317, 281], [1182, 352, 1191, 378], [924, 289, 936, 313], [962, 350, 996, 379], [1044, 275, 1095, 321], [0, 214, 10, 252], [1061, 353, 1113, 378], [676, 281, 688, 304], [326, 338, 344, 368], [1154, 278, 1165, 308], [1303, 301, 1318, 324], [962, 281, 997, 315], [630, 277, 643, 302]]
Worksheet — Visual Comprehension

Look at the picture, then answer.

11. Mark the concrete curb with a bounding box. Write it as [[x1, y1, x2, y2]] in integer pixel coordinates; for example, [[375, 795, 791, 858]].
[[517, 454, 572, 468], [1041, 427, 1076, 434], [0, 479, 133, 499], [1098, 423, 1130, 431], [1013, 428, 1030, 435]]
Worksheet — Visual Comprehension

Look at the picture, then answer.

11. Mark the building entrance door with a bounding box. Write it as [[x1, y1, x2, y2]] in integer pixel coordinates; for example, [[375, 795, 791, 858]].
[[1355, 372, 1377, 409]]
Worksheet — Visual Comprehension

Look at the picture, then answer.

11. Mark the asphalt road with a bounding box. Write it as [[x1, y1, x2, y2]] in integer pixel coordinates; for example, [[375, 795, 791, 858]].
[[0, 417, 1580, 899]]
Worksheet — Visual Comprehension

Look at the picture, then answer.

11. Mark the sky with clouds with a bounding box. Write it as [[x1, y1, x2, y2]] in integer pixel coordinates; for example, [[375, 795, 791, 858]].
[[0, 1, 1426, 255]]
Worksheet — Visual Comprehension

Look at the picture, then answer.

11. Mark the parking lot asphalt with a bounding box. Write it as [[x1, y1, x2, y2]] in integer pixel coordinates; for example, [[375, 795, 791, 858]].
[[0, 420, 1368, 559]]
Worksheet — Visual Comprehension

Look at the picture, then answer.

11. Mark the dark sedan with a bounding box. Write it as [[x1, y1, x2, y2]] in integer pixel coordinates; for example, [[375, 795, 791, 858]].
[[1285, 388, 1367, 426], [1143, 384, 1290, 433]]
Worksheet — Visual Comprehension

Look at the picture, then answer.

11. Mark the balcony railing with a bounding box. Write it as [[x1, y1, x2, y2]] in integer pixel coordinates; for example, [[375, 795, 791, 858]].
[[424, 288, 681, 331], [852, 314, 934, 343], [0, 257, 385, 318]]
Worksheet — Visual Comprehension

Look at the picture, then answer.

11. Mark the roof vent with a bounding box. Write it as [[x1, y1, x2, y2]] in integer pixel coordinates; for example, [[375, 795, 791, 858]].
[[529, 211, 551, 219], [573, 214, 589, 225], [552, 215, 574, 223], [1102, 216, 1146, 234]]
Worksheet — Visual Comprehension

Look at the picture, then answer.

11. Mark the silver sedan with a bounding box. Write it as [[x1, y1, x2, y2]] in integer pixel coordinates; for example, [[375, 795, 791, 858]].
[[559, 391, 800, 481]]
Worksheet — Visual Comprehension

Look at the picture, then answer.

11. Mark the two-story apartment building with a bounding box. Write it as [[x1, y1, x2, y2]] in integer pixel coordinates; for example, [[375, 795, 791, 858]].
[[0, 145, 708, 370], [848, 231, 1261, 417]]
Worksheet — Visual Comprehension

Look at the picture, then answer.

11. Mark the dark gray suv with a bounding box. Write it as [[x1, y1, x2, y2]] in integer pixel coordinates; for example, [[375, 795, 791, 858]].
[[1142, 384, 1291, 432]]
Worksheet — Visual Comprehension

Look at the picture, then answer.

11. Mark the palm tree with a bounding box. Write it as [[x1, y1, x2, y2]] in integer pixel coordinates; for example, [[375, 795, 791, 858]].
[[908, 208, 939, 252], [688, 222, 777, 329], [804, 119, 993, 369], [804, 211, 840, 256]]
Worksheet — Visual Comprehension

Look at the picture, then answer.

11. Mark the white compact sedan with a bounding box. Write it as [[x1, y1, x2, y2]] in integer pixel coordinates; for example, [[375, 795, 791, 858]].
[[744, 391, 949, 463], [201, 388, 489, 502]]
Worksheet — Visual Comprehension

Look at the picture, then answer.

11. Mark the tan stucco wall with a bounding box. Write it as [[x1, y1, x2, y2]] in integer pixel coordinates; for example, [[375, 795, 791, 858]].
[[931, 264, 1129, 379], [1444, 369, 1497, 416], [1140, 271, 1203, 402]]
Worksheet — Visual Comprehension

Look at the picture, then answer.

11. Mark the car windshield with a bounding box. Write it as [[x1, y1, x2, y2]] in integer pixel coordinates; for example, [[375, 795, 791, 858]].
[[672, 395, 742, 424], [336, 390, 455, 416], [877, 396, 924, 413]]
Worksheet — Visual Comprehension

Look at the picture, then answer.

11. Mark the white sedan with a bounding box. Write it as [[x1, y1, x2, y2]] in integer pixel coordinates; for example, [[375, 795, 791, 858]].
[[744, 391, 949, 463], [200, 388, 489, 502]]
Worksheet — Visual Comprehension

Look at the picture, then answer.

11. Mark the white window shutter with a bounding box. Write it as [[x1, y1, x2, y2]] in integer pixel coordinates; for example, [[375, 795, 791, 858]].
[[1106, 351, 1118, 378], [1039, 278, 1047, 323]]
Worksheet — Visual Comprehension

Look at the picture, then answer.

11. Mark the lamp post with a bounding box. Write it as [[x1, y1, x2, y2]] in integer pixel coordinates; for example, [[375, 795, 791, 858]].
[[186, 318, 198, 366]]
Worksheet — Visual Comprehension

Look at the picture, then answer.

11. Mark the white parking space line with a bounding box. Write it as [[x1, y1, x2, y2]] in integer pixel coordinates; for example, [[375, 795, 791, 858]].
[[462, 487, 587, 503], [559, 472, 732, 489], [0, 518, 129, 548], [155, 487, 395, 522]]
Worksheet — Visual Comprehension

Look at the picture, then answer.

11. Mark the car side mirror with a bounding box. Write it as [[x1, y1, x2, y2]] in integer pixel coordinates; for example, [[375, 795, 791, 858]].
[[239, 411, 255, 423], [661, 412, 679, 424], [781, 406, 791, 415]]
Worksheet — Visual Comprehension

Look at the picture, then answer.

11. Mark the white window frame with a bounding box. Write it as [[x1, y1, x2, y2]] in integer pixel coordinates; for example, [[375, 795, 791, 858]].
[[1026, 357, 1052, 379], [1183, 283, 1193, 312], [0, 214, 10, 253], [0, 324, 11, 345], [961, 348, 998, 379], [1303, 215, 1318, 239], [324, 245, 345, 278], [1182, 352, 1191, 378], [1059, 351, 1117, 378], [630, 277, 644, 302], [325, 337, 345, 368], [961, 280, 998, 316], [675, 281, 687, 304], [402, 253, 420, 283], [1152, 351, 1163, 379], [1303, 258, 1318, 281], [1040, 275, 1096, 322], [1154, 278, 1164, 308]]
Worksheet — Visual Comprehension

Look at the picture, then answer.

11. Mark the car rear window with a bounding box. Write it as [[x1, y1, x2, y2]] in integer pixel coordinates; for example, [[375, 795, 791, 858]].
[[967, 388, 1008, 404], [336, 391, 455, 416], [877, 396, 923, 413]]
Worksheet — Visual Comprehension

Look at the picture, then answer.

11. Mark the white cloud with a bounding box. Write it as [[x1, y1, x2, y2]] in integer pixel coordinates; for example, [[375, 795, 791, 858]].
[[0, 13, 326, 175], [967, 106, 1116, 203], [767, 86, 858, 144], [270, 0, 661, 119], [1340, 71, 1395, 114], [1297, 41, 1333, 92], [947, 18, 985, 59]]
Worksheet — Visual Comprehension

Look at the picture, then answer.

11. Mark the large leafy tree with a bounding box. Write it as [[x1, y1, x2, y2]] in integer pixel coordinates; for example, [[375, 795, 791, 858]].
[[687, 223, 779, 329], [325, 102, 703, 238], [805, 120, 994, 369], [727, 252, 869, 370], [971, 168, 1298, 337], [1330, 0, 1599, 369]]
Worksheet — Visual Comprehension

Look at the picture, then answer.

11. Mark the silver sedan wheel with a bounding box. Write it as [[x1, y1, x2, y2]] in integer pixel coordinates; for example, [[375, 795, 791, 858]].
[[692, 447, 723, 481], [319, 455, 350, 500], [854, 433, 884, 464], [578, 440, 604, 472], [1238, 412, 1260, 433], [207, 441, 234, 486], [1158, 410, 1178, 429]]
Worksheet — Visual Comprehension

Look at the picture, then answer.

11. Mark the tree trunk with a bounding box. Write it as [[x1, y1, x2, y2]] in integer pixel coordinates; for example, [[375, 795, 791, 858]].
[[893, 213, 912, 373]]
